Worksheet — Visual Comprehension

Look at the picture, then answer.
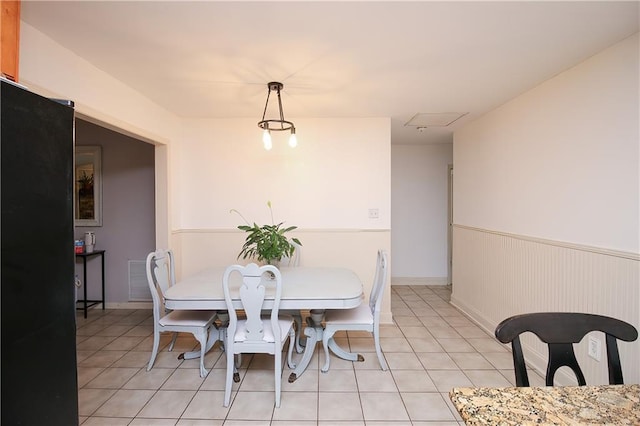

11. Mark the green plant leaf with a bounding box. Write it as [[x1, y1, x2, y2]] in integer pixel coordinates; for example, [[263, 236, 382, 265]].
[[232, 203, 302, 263]]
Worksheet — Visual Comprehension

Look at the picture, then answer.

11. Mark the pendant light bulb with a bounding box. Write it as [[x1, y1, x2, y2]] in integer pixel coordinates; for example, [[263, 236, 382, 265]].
[[288, 128, 297, 148], [263, 129, 272, 150]]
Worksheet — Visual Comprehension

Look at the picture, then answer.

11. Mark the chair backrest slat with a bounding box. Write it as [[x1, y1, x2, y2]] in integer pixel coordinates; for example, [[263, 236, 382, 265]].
[[223, 263, 282, 344], [495, 312, 637, 386], [369, 250, 389, 318], [146, 249, 175, 321]]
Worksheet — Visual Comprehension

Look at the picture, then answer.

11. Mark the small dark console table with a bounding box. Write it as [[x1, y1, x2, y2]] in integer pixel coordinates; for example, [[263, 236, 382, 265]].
[[75, 250, 106, 318]]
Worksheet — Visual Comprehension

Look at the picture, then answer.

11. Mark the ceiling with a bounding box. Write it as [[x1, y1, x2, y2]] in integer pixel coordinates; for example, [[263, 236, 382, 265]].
[[20, 1, 638, 145]]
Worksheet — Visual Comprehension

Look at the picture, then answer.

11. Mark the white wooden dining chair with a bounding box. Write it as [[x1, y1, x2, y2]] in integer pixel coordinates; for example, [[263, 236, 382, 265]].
[[222, 263, 296, 408], [321, 249, 389, 373], [146, 249, 217, 377]]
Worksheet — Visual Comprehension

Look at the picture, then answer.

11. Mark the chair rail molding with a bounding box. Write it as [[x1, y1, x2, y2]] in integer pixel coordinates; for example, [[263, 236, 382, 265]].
[[453, 224, 639, 261]]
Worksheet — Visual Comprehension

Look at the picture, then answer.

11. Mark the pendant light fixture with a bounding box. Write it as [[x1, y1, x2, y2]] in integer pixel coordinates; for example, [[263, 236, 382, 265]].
[[257, 82, 297, 150]]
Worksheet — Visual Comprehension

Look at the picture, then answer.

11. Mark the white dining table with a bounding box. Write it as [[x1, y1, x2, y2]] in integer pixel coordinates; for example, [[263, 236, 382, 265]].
[[164, 265, 364, 382]]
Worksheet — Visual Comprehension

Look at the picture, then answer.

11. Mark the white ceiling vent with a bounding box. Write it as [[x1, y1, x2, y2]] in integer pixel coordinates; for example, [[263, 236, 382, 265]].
[[404, 112, 468, 128]]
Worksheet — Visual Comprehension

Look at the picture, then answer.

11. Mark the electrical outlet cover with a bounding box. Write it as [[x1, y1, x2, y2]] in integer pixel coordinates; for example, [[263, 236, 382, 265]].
[[588, 336, 601, 362]]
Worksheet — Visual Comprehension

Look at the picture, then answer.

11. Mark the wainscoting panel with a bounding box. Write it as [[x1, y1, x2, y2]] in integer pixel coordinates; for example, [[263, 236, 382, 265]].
[[450, 225, 639, 385]]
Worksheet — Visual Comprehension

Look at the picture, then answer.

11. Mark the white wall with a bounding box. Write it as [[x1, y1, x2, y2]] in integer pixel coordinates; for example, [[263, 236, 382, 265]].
[[454, 34, 639, 253], [391, 144, 452, 281], [452, 34, 639, 385], [171, 117, 393, 321], [174, 118, 391, 230], [19, 24, 178, 147]]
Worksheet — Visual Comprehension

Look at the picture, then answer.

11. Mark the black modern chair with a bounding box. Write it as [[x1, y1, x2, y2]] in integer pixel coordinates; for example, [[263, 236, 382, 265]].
[[495, 312, 638, 387]]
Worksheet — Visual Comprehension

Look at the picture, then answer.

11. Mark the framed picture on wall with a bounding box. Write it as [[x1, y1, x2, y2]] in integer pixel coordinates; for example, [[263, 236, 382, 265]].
[[75, 145, 102, 227]]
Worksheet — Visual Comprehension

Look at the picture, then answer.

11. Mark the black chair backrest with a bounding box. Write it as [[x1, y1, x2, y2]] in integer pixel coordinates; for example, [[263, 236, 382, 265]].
[[495, 312, 637, 387]]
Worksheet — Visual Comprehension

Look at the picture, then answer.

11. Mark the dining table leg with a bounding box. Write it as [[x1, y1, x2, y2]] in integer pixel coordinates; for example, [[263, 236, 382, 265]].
[[178, 324, 222, 360], [288, 316, 320, 383], [287, 309, 367, 382]]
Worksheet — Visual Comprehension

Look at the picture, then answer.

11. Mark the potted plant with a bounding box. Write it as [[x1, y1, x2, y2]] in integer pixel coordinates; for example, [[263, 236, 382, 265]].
[[231, 201, 302, 265]]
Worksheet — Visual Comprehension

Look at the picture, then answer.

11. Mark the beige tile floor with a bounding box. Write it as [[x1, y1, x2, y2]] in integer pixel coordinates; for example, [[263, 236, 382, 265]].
[[77, 285, 544, 425]]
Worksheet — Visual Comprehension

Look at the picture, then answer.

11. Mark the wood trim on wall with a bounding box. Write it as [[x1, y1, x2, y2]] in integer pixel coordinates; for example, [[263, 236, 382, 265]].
[[1, 0, 20, 82], [454, 224, 639, 261]]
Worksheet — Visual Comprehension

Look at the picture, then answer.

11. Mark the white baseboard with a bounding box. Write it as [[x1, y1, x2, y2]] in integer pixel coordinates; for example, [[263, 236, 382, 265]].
[[449, 296, 497, 338], [105, 302, 153, 310], [391, 277, 448, 286]]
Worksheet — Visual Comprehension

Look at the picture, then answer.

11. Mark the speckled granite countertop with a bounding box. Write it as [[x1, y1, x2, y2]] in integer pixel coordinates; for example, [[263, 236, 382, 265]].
[[450, 384, 640, 425]]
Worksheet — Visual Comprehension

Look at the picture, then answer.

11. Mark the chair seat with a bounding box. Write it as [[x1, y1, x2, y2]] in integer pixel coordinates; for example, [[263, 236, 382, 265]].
[[160, 310, 217, 327], [234, 316, 293, 343], [324, 303, 373, 326]]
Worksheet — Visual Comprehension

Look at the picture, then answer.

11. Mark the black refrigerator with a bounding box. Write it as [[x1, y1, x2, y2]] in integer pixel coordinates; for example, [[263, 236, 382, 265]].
[[1, 79, 79, 425]]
